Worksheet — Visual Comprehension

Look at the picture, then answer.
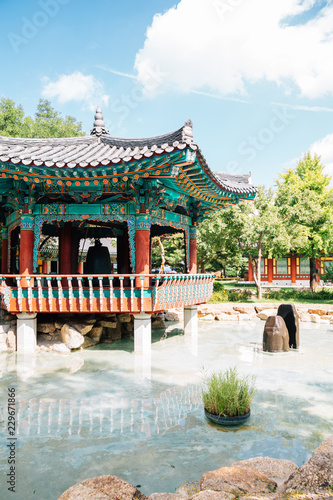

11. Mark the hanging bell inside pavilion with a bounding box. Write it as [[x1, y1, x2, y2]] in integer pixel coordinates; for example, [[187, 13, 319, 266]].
[[85, 240, 112, 277]]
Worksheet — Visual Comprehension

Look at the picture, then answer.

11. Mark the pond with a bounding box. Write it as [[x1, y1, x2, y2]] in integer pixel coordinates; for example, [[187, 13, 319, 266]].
[[0, 319, 332, 499]]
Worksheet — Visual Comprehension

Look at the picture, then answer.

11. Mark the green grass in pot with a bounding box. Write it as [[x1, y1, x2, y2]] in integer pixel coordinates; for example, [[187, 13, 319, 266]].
[[202, 367, 256, 417]]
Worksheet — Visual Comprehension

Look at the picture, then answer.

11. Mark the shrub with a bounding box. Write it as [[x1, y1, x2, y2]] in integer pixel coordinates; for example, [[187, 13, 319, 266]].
[[202, 367, 256, 417]]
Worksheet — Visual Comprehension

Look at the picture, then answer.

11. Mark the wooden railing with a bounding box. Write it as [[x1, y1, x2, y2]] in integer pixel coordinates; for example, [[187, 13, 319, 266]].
[[0, 273, 215, 314]]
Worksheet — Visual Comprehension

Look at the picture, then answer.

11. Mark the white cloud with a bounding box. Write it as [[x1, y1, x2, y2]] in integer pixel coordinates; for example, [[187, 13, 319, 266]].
[[135, 0, 333, 99], [42, 71, 109, 110], [310, 133, 333, 177]]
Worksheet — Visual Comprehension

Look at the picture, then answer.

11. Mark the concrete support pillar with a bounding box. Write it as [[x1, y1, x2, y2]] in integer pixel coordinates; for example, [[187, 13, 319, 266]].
[[135, 215, 151, 287], [16, 312, 37, 353], [134, 312, 151, 353], [1, 227, 8, 274], [189, 227, 197, 274], [184, 304, 198, 336]]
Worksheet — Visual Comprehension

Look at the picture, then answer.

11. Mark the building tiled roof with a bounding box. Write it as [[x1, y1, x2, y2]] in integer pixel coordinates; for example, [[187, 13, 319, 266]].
[[0, 109, 256, 195]]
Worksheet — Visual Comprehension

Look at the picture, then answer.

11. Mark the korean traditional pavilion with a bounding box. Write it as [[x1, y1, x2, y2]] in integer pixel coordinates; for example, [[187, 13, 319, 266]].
[[0, 108, 257, 353]]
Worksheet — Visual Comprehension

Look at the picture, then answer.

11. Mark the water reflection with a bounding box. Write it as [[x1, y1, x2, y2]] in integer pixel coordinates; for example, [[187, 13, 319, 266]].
[[2, 385, 202, 438]]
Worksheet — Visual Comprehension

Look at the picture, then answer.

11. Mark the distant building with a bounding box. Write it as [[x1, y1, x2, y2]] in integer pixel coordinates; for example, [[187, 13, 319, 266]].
[[246, 255, 332, 286]]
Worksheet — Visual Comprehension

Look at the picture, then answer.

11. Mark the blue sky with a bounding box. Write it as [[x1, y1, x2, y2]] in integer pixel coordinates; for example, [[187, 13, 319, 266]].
[[1, 0, 333, 188]]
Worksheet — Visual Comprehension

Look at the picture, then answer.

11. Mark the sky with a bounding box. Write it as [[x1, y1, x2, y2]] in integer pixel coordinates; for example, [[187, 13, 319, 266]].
[[1, 0, 333, 188]]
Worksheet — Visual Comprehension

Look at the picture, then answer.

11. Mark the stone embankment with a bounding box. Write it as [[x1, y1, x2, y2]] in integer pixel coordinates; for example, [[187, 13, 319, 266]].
[[0, 310, 178, 353], [197, 303, 333, 324], [58, 436, 333, 499]]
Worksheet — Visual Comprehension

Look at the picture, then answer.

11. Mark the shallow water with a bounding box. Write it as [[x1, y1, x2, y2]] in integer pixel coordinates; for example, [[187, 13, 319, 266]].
[[0, 319, 332, 499]]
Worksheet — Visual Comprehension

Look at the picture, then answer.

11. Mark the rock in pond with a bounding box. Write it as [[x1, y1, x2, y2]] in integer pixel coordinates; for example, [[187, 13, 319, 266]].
[[58, 475, 148, 500], [263, 315, 289, 352]]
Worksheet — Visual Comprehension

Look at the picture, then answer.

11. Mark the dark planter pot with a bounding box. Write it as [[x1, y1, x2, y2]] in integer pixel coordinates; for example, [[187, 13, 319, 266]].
[[204, 408, 251, 426]]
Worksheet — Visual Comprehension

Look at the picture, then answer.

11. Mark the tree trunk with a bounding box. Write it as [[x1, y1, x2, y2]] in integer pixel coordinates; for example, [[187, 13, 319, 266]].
[[310, 257, 318, 292], [158, 237, 165, 274], [249, 256, 262, 300], [199, 258, 205, 273]]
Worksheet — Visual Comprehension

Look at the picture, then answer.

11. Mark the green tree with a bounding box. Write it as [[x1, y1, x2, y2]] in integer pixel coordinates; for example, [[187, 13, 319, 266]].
[[199, 188, 291, 299], [197, 212, 245, 276], [276, 152, 333, 291], [0, 98, 31, 137], [151, 233, 185, 272], [0, 97, 84, 138]]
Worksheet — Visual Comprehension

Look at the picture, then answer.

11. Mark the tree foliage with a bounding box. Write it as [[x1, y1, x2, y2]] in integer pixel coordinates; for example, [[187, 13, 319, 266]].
[[0, 97, 84, 138], [276, 152, 333, 290], [198, 188, 291, 298], [151, 233, 185, 272]]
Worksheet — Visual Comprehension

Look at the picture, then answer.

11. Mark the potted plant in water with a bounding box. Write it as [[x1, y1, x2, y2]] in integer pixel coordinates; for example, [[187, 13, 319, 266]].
[[202, 367, 256, 426]]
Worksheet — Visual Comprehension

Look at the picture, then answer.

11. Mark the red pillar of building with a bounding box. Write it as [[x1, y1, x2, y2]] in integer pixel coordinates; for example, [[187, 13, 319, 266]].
[[59, 222, 72, 275], [248, 259, 254, 281], [189, 227, 197, 274], [42, 261, 48, 274], [19, 215, 35, 286], [135, 215, 151, 287], [267, 258, 273, 284], [1, 227, 8, 274], [291, 256, 297, 284]]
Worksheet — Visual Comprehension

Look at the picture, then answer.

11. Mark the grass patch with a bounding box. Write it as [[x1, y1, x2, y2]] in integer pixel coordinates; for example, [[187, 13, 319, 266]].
[[202, 367, 256, 417], [210, 280, 333, 304]]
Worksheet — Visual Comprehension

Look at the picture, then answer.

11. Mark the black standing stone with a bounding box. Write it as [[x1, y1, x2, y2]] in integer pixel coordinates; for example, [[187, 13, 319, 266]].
[[277, 304, 299, 349]]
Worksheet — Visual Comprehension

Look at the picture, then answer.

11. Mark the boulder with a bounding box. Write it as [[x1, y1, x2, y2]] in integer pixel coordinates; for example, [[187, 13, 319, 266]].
[[50, 343, 71, 354], [81, 337, 98, 349], [165, 311, 180, 321], [104, 322, 122, 341], [233, 306, 256, 315], [117, 313, 131, 323], [175, 481, 200, 498], [37, 322, 56, 334], [192, 492, 235, 500], [148, 495, 187, 500], [200, 466, 277, 496], [277, 304, 299, 349], [98, 320, 118, 329], [257, 309, 277, 321], [263, 316, 289, 352], [6, 328, 16, 351], [58, 475, 147, 500], [231, 457, 298, 490], [61, 324, 84, 349], [88, 326, 104, 342], [199, 314, 215, 321], [255, 305, 277, 313], [284, 435, 333, 494], [308, 308, 328, 316], [70, 321, 94, 335], [152, 317, 166, 329]]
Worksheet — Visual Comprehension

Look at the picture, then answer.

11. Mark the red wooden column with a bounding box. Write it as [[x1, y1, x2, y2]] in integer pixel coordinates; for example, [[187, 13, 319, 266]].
[[189, 227, 197, 274], [59, 222, 72, 275], [19, 215, 35, 286], [135, 215, 151, 287], [267, 258, 273, 284], [291, 256, 297, 285], [1, 227, 8, 274], [248, 258, 254, 281], [42, 260, 48, 274]]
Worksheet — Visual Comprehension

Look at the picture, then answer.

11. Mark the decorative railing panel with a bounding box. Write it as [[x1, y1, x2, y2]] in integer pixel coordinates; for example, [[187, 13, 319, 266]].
[[0, 274, 215, 314]]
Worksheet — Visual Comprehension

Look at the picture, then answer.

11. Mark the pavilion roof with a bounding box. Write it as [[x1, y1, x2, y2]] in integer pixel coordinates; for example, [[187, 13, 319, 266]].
[[0, 110, 256, 196]]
